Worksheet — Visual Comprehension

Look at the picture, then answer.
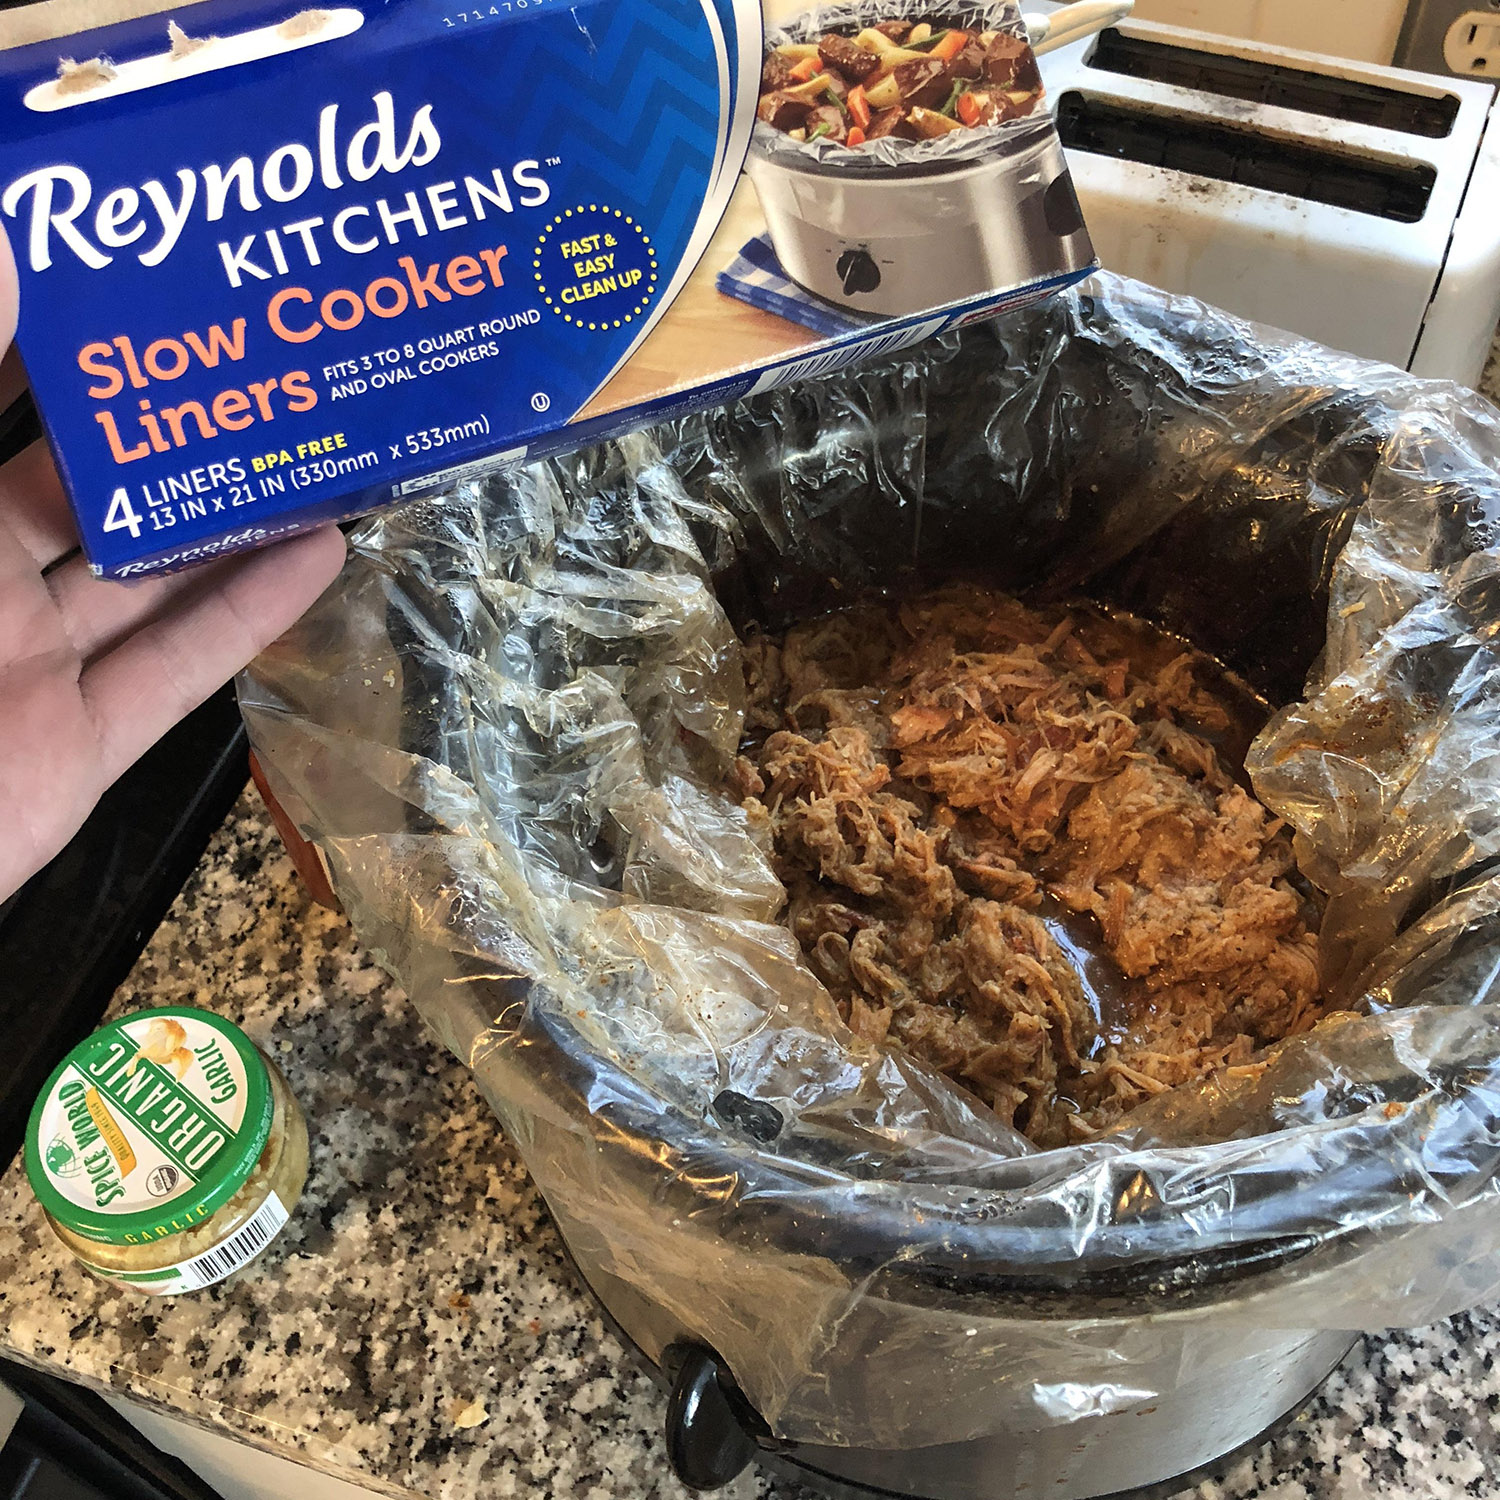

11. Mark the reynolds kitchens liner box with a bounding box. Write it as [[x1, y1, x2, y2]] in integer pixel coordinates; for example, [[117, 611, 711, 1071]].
[[0, 0, 1096, 578]]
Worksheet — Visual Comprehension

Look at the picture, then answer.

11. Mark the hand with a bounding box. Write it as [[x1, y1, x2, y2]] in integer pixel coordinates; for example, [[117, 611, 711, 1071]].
[[0, 229, 346, 902]]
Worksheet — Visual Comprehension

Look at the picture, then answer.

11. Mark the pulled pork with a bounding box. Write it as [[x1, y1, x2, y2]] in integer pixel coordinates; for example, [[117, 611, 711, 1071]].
[[736, 586, 1325, 1147]]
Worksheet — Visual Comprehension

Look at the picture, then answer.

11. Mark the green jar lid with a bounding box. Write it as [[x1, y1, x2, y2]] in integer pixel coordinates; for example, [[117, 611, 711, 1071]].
[[25, 1007, 273, 1245]]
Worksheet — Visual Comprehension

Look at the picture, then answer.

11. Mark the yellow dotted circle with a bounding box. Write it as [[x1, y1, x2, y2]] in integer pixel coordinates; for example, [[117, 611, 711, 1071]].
[[532, 206, 659, 329]]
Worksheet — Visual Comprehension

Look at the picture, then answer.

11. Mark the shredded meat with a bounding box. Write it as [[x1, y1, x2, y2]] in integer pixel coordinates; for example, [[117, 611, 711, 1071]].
[[738, 586, 1328, 1146]]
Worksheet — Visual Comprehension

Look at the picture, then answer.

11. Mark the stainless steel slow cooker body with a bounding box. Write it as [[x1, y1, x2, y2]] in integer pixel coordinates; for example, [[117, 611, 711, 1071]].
[[297, 281, 1500, 1500], [745, 125, 1096, 317], [574, 1246, 1354, 1500], [499, 997, 1400, 1500]]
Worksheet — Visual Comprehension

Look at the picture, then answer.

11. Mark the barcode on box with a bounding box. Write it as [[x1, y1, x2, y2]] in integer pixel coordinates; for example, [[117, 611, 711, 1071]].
[[747, 318, 949, 397], [395, 449, 529, 498], [180, 1192, 290, 1292]]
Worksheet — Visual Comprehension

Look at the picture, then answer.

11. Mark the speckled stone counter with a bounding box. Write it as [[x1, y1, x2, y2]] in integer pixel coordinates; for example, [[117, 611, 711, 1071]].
[[2, 804, 1500, 1500], [0, 793, 720, 1500], [4, 346, 1500, 1500]]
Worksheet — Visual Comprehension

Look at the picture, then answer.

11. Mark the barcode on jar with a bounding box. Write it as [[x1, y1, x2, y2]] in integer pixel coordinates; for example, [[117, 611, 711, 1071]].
[[179, 1192, 290, 1291]]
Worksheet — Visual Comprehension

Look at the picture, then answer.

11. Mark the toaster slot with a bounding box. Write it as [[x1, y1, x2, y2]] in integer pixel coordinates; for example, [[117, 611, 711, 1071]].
[[1055, 93, 1436, 222], [1087, 29, 1460, 139]]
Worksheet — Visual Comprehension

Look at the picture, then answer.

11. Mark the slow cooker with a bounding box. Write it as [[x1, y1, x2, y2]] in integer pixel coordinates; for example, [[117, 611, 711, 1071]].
[[474, 972, 1458, 1500], [241, 274, 1500, 1500], [589, 1253, 1356, 1499], [745, 125, 1094, 316], [745, 5, 1095, 315]]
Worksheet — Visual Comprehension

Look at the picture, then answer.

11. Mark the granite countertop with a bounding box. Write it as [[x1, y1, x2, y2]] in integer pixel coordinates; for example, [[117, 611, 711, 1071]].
[[2, 350, 1500, 1500], [4, 796, 1500, 1500], [0, 792, 715, 1500]]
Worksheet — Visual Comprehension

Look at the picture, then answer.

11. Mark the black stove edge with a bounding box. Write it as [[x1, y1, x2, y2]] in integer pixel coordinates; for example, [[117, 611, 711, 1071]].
[[0, 685, 250, 1171], [0, 1357, 225, 1500]]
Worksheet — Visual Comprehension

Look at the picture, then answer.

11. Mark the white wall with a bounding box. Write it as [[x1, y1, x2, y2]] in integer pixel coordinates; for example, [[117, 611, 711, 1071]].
[[0, 0, 215, 49], [1129, 0, 1408, 64]]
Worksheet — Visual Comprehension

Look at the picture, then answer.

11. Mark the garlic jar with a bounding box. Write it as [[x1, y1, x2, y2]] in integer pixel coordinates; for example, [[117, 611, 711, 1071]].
[[25, 1007, 308, 1294]]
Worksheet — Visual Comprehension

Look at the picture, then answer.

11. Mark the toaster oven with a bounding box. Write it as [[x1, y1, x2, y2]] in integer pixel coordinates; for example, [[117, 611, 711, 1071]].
[[1038, 19, 1500, 384]]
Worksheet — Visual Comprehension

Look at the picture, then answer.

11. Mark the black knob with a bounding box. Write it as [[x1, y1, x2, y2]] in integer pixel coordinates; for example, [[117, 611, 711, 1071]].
[[711, 1089, 784, 1143], [664, 1345, 760, 1491], [835, 247, 881, 295]]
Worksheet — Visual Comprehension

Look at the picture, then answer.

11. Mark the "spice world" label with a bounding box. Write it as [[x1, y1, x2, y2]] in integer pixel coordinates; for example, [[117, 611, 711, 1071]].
[[26, 1008, 273, 1246]]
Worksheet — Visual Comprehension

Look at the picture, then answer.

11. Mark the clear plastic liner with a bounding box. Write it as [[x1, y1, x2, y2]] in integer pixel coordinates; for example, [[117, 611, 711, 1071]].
[[241, 273, 1500, 1450], [753, 0, 1050, 174]]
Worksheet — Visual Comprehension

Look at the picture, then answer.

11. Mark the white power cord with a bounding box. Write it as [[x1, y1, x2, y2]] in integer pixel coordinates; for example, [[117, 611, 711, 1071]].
[[1024, 0, 1135, 56]]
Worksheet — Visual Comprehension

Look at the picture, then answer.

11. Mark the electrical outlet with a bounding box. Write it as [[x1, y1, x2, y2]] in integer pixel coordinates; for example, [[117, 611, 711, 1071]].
[[1396, 0, 1500, 78], [1445, 8, 1500, 72]]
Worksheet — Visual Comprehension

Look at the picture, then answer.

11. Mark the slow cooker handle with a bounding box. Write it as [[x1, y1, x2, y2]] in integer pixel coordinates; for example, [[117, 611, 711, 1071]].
[[663, 1343, 765, 1491], [1023, 0, 1133, 55]]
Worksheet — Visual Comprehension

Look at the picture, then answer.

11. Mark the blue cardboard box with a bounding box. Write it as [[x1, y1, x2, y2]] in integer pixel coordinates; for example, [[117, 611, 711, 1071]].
[[0, 0, 1095, 577]]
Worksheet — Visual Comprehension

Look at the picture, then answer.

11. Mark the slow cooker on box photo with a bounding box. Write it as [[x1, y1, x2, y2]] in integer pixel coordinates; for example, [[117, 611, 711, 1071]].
[[745, 0, 1096, 313]]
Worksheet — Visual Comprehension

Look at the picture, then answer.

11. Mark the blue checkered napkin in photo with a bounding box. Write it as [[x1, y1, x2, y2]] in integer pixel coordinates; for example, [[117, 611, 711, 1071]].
[[715, 234, 883, 338]]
